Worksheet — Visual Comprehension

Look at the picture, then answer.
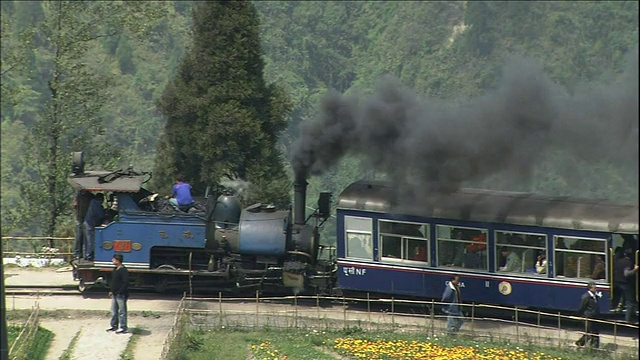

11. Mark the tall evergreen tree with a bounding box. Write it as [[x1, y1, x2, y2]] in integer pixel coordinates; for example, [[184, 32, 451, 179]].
[[154, 0, 292, 208]]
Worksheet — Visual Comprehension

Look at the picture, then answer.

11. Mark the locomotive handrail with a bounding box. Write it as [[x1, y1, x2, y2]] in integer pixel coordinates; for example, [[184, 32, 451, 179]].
[[286, 250, 313, 262], [609, 247, 614, 300], [119, 209, 208, 221], [1, 236, 73, 240], [636, 250, 639, 300], [577, 256, 582, 278]]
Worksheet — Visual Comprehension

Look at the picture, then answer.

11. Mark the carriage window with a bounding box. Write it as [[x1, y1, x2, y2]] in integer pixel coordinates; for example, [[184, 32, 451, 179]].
[[345, 216, 373, 260], [495, 231, 546, 275], [554, 236, 607, 280], [436, 225, 488, 271], [379, 220, 429, 264]]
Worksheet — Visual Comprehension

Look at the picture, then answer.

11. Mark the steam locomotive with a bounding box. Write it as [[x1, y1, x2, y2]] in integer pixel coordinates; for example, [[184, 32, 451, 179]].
[[69, 152, 336, 294]]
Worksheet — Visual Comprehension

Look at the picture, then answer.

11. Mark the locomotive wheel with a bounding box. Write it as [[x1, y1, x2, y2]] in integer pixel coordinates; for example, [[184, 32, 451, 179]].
[[156, 264, 177, 270], [153, 276, 168, 293], [154, 265, 177, 293], [78, 279, 92, 293], [154, 276, 171, 293]]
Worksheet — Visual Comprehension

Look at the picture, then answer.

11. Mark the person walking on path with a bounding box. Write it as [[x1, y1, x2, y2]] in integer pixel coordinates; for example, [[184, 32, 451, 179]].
[[107, 254, 129, 334], [575, 281, 601, 348], [441, 274, 464, 335]]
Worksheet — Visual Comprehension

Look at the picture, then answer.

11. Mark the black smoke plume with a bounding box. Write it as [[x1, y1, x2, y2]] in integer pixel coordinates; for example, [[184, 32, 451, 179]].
[[291, 49, 639, 199]]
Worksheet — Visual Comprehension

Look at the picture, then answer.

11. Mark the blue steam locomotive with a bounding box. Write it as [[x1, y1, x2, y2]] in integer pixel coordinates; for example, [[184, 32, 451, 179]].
[[69, 153, 335, 294]]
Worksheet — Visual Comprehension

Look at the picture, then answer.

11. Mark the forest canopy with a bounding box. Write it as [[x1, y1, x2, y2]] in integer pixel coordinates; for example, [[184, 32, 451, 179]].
[[1, 1, 638, 238]]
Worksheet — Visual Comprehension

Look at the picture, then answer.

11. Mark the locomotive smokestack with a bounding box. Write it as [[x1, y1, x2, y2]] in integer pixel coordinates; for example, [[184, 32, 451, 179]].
[[294, 172, 307, 225]]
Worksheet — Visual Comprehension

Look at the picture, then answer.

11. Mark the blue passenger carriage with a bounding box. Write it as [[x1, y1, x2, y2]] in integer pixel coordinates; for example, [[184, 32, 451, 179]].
[[335, 180, 639, 313]]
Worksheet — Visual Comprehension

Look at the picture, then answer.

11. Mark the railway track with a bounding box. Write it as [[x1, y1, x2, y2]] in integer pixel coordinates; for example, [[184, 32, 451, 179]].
[[4, 284, 183, 300], [4, 284, 81, 296]]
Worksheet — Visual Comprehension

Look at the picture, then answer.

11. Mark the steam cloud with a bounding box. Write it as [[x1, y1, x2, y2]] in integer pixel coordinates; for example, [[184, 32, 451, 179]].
[[291, 49, 639, 200], [220, 178, 251, 195]]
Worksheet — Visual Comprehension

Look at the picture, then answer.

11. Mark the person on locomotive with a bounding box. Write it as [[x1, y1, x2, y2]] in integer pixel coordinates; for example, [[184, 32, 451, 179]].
[[72, 190, 93, 260], [617, 251, 639, 324], [535, 251, 547, 274], [412, 245, 427, 261], [591, 255, 605, 280], [107, 254, 129, 334], [83, 193, 104, 260], [463, 233, 486, 269], [612, 247, 628, 313], [498, 246, 522, 272], [441, 274, 464, 335], [169, 175, 195, 212], [103, 193, 119, 224], [575, 281, 601, 348], [441, 228, 464, 267]]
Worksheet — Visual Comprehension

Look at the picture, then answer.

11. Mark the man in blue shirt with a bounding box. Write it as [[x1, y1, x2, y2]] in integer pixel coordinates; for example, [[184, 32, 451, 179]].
[[83, 193, 105, 260], [169, 175, 195, 211]]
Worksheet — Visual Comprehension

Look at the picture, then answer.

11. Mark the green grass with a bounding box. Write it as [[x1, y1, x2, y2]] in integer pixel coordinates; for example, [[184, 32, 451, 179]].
[[8, 323, 53, 360], [58, 330, 81, 360], [7, 324, 21, 348], [12, 326, 54, 360], [119, 326, 147, 360]]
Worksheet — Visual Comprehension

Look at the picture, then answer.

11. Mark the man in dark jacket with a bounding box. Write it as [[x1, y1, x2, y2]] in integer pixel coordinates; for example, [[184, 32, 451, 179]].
[[107, 254, 129, 334], [72, 191, 93, 259], [441, 274, 463, 335], [575, 281, 600, 348], [611, 247, 627, 312], [616, 250, 639, 324], [82, 193, 104, 260]]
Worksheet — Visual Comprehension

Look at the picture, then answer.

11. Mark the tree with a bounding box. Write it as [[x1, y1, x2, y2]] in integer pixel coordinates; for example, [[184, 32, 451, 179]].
[[4, 1, 166, 243], [154, 0, 292, 208], [0, 1, 37, 112]]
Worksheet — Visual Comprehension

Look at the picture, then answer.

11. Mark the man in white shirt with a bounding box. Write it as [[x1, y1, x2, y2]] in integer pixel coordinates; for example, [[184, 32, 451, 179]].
[[498, 246, 522, 272]]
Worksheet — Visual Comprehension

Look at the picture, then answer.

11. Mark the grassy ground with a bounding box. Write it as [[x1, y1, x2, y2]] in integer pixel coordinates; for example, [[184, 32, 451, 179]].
[[167, 327, 637, 360], [58, 330, 81, 360], [168, 327, 337, 360], [7, 324, 53, 360], [7, 324, 21, 348], [119, 326, 147, 360]]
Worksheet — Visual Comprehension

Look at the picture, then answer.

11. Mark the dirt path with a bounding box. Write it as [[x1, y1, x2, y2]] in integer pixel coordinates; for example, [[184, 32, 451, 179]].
[[40, 314, 175, 360], [42, 318, 131, 360], [5, 267, 182, 360]]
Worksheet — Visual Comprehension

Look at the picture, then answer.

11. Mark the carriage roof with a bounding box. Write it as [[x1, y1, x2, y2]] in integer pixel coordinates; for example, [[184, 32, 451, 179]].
[[336, 180, 639, 234]]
